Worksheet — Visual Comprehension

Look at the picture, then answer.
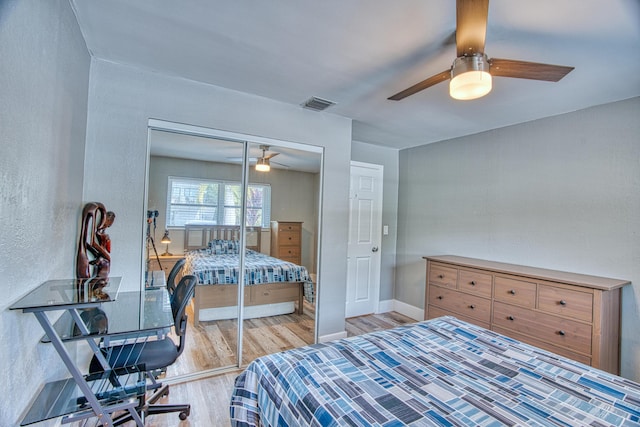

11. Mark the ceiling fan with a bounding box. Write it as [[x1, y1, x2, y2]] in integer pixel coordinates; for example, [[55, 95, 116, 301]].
[[388, 0, 574, 101], [255, 145, 288, 172], [226, 145, 289, 171]]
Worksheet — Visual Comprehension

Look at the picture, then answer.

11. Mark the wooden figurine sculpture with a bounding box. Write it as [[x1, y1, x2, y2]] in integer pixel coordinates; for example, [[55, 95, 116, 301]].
[[76, 202, 116, 279]]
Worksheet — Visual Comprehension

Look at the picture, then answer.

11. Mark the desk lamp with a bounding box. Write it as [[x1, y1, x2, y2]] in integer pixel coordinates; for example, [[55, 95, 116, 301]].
[[160, 230, 172, 256]]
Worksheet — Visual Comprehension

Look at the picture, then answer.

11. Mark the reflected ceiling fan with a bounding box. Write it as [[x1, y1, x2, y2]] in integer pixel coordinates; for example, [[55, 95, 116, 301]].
[[255, 145, 283, 172], [388, 0, 574, 101], [226, 145, 289, 171]]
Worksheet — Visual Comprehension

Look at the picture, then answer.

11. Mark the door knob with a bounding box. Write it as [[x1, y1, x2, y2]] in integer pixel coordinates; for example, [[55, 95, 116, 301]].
[[372, 246, 379, 252]]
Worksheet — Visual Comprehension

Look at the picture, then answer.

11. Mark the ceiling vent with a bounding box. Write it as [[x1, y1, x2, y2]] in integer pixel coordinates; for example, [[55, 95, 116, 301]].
[[301, 96, 336, 112]]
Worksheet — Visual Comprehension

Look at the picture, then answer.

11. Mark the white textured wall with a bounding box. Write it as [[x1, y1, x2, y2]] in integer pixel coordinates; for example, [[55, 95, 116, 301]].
[[83, 60, 351, 339], [0, 0, 90, 424], [396, 97, 640, 380], [351, 141, 400, 302]]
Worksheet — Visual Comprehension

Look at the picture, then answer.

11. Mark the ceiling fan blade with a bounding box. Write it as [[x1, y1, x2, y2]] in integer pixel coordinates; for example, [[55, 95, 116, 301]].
[[388, 70, 451, 101], [456, 0, 489, 57], [264, 152, 280, 160], [270, 160, 290, 168], [489, 58, 574, 82]]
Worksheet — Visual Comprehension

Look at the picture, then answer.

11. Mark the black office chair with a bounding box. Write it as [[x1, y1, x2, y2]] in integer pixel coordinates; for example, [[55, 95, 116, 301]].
[[90, 274, 197, 424], [166, 257, 186, 296]]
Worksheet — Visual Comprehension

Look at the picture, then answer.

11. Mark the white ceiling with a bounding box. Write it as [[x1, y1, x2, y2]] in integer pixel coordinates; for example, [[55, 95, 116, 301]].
[[71, 0, 640, 150]]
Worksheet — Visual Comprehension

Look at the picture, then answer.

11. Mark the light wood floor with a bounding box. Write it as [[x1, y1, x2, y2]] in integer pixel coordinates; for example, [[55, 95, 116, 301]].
[[75, 310, 415, 426], [170, 299, 316, 375]]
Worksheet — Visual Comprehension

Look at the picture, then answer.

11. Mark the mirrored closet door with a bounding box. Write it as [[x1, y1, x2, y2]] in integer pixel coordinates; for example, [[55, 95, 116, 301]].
[[146, 128, 243, 375], [144, 121, 321, 379], [241, 141, 320, 366]]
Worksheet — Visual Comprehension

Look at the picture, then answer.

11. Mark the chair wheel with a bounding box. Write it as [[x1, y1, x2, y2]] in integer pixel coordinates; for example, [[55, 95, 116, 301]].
[[179, 411, 188, 420]]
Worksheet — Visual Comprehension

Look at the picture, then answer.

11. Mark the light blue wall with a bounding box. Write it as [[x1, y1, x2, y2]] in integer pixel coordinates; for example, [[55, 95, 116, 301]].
[[0, 0, 91, 424], [396, 97, 640, 380]]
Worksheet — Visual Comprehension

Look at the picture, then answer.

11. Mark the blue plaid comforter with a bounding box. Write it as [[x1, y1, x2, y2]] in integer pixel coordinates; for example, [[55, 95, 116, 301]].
[[230, 316, 640, 426], [184, 249, 314, 302]]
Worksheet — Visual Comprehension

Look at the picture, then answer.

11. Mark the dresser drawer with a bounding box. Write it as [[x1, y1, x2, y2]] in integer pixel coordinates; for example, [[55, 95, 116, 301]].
[[276, 246, 300, 259], [493, 301, 592, 355], [494, 275, 537, 309], [250, 282, 299, 304], [276, 222, 302, 233], [429, 263, 457, 289], [429, 286, 491, 323], [277, 231, 301, 246], [458, 268, 492, 298], [428, 306, 490, 330], [538, 283, 593, 322], [492, 326, 592, 365]]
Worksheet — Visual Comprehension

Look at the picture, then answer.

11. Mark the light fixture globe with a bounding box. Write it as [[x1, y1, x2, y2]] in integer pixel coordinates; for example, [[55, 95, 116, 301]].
[[449, 54, 492, 100], [255, 157, 270, 172]]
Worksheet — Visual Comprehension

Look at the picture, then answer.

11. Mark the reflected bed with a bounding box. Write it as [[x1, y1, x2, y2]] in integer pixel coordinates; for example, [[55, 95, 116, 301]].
[[182, 225, 313, 325]]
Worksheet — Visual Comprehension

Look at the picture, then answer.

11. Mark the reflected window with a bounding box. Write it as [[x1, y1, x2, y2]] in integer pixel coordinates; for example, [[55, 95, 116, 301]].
[[167, 176, 271, 228]]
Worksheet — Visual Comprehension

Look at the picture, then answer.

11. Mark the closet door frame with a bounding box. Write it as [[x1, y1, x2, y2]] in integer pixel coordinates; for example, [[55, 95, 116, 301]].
[[146, 119, 322, 375]]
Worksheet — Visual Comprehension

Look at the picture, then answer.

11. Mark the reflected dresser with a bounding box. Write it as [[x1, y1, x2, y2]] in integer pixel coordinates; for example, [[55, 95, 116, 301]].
[[270, 221, 303, 265]]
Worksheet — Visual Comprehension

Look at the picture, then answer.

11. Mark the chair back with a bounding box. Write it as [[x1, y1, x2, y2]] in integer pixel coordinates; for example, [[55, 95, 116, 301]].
[[166, 258, 186, 295], [170, 274, 197, 357]]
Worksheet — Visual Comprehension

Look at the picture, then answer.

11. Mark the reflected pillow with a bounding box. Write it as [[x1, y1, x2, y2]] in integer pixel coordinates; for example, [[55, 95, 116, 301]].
[[208, 239, 240, 254]]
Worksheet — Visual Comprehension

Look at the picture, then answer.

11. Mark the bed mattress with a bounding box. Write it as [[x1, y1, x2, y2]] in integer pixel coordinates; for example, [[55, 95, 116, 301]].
[[230, 316, 640, 426], [184, 248, 314, 302]]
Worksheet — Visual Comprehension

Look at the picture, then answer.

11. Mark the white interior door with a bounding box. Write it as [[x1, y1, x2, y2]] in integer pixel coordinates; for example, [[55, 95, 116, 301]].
[[346, 161, 383, 318]]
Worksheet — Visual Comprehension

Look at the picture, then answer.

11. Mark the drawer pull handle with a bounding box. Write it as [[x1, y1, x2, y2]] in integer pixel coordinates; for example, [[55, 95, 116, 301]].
[[559, 300, 567, 306], [509, 289, 516, 295], [437, 296, 443, 300], [507, 315, 515, 321], [469, 304, 476, 309], [438, 274, 444, 279], [470, 281, 476, 286], [558, 330, 566, 336]]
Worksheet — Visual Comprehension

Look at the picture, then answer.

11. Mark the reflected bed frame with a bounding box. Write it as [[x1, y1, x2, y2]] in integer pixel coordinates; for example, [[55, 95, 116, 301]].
[[183, 224, 304, 325]]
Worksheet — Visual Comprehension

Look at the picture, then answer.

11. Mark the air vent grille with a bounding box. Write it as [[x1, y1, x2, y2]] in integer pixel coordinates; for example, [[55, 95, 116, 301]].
[[301, 96, 336, 112]]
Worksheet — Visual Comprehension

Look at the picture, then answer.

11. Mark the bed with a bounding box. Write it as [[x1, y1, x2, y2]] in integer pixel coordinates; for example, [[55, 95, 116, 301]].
[[182, 224, 313, 325], [230, 316, 640, 426]]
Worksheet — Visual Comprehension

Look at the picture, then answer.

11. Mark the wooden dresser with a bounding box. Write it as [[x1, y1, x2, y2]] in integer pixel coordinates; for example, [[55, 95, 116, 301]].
[[270, 221, 302, 264], [424, 255, 630, 374]]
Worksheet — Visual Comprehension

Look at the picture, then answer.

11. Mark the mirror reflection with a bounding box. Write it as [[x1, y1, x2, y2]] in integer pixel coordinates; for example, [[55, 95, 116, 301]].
[[145, 127, 320, 377]]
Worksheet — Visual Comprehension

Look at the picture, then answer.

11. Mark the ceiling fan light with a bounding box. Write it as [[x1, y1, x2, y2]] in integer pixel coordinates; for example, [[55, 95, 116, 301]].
[[449, 55, 492, 100], [255, 158, 270, 172]]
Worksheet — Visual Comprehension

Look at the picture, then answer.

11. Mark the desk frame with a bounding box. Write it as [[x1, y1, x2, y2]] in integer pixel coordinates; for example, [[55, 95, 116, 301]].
[[24, 302, 144, 426], [12, 275, 172, 427]]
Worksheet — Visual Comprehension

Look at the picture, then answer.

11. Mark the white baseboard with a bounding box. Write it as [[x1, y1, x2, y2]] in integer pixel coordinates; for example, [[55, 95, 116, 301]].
[[377, 299, 394, 313], [392, 300, 424, 321], [319, 330, 348, 343], [376, 299, 424, 321]]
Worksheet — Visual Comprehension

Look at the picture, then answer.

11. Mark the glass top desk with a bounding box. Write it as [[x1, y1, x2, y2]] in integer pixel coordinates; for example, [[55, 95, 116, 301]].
[[10, 273, 173, 426]]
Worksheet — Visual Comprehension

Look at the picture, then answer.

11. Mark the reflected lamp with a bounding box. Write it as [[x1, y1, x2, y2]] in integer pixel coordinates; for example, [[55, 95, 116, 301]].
[[160, 230, 172, 256]]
